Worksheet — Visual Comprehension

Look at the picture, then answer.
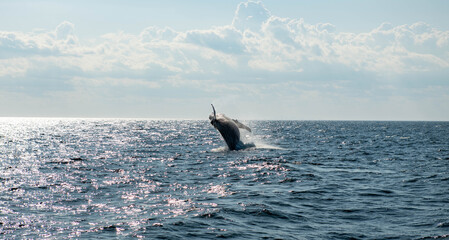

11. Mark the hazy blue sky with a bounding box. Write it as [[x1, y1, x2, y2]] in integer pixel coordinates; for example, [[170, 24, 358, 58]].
[[1, 0, 449, 120]]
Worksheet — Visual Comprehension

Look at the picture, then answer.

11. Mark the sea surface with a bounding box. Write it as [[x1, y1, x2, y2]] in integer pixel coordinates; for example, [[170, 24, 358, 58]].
[[0, 118, 448, 239]]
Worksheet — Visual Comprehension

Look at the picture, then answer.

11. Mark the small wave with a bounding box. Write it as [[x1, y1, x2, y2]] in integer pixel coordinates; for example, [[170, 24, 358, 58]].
[[437, 221, 449, 228], [196, 211, 224, 220], [418, 234, 449, 239]]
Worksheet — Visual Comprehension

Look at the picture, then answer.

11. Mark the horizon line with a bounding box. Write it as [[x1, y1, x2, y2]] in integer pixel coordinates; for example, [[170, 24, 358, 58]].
[[0, 116, 448, 122]]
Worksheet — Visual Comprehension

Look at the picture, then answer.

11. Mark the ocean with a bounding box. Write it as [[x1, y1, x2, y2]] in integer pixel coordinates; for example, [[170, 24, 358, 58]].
[[0, 118, 448, 239]]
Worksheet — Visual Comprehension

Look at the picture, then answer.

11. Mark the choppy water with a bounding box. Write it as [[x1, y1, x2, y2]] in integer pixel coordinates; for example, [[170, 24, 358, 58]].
[[1, 118, 448, 239]]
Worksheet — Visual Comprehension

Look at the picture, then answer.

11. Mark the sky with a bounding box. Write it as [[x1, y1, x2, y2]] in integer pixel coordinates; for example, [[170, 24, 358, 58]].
[[1, 0, 449, 120]]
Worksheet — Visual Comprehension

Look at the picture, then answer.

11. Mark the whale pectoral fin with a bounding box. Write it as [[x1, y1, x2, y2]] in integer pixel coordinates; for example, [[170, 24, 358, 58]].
[[211, 104, 216, 120], [233, 119, 251, 132]]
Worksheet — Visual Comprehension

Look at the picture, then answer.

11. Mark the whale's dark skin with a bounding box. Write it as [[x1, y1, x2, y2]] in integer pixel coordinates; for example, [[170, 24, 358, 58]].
[[209, 104, 251, 150]]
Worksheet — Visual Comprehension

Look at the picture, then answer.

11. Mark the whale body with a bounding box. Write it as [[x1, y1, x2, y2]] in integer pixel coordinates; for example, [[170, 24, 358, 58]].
[[209, 104, 252, 150]]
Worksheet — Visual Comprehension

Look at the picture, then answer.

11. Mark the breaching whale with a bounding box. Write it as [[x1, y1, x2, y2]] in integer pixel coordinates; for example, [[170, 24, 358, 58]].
[[209, 104, 252, 150]]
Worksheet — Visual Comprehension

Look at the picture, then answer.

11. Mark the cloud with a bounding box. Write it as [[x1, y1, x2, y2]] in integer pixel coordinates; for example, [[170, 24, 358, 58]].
[[0, 1, 448, 119], [181, 26, 245, 54], [55, 21, 78, 45], [232, 1, 271, 32]]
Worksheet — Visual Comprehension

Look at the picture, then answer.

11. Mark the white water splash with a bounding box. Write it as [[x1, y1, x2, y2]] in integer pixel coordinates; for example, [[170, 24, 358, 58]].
[[211, 128, 284, 152]]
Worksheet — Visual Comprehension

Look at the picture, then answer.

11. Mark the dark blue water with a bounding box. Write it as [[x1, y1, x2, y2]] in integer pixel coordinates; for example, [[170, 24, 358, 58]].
[[1, 119, 448, 239]]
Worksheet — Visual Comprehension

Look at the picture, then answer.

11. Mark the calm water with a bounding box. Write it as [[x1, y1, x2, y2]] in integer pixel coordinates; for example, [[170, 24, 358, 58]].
[[1, 118, 448, 239]]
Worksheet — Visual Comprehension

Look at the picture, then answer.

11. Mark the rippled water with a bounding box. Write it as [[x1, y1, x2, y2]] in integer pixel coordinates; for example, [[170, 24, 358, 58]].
[[1, 118, 448, 239]]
